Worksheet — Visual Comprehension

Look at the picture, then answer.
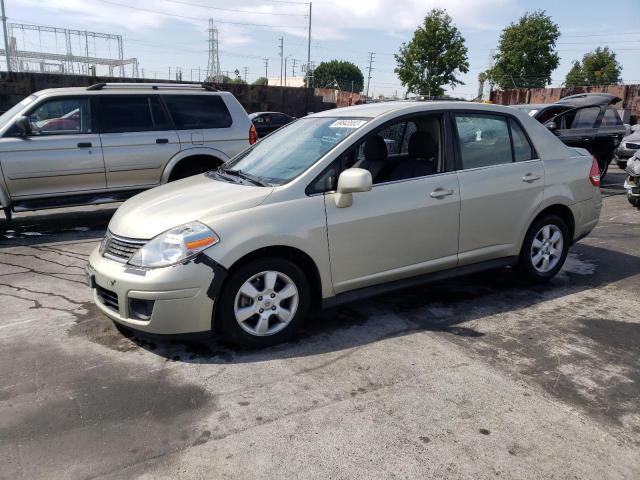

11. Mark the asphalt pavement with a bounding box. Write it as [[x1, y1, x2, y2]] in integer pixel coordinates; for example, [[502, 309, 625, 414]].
[[0, 166, 638, 479]]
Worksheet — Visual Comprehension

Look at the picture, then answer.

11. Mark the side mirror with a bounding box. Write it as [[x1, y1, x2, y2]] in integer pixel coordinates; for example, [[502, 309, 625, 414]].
[[544, 121, 558, 133], [14, 116, 32, 136], [335, 168, 372, 208]]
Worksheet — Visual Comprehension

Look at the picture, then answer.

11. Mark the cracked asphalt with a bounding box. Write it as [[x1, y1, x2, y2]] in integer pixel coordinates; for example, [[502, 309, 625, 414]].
[[0, 166, 638, 479]]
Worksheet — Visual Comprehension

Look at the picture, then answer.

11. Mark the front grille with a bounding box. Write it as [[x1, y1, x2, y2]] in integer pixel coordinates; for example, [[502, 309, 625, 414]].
[[96, 285, 119, 312], [626, 142, 640, 150], [102, 232, 147, 263]]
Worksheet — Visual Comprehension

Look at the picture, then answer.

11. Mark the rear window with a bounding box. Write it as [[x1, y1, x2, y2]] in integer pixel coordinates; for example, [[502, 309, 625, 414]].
[[162, 95, 232, 129]]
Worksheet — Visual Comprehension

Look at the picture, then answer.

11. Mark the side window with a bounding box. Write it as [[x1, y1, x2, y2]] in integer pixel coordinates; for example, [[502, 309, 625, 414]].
[[252, 115, 265, 124], [401, 121, 417, 154], [569, 107, 600, 129], [455, 114, 512, 169], [149, 96, 172, 130], [26, 98, 92, 135], [163, 95, 232, 129], [601, 108, 623, 126], [98, 96, 154, 133], [509, 118, 534, 161], [377, 121, 406, 155]]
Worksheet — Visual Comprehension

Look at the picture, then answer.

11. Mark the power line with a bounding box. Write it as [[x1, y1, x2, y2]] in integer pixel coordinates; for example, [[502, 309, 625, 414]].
[[93, 0, 308, 30], [157, 0, 307, 16]]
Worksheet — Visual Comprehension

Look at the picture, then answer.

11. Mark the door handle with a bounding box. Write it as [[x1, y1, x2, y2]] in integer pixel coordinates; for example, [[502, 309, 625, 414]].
[[77, 142, 92, 148], [430, 188, 454, 199], [580, 137, 591, 141], [522, 173, 540, 183], [156, 138, 169, 144]]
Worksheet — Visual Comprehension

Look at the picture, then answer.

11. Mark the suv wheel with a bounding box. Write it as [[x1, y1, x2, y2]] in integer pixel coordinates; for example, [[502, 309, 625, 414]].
[[216, 258, 310, 348], [518, 215, 569, 282]]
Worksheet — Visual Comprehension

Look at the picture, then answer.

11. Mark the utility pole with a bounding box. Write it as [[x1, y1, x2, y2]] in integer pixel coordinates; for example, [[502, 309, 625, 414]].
[[263, 58, 268, 81], [243, 66, 248, 83], [291, 58, 297, 78], [278, 37, 284, 87], [306, 2, 312, 88], [1, 0, 10, 71], [365, 52, 375, 101], [284, 57, 288, 87]]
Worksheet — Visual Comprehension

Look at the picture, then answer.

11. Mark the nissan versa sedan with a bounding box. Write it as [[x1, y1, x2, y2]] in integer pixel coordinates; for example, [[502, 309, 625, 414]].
[[87, 102, 602, 347]]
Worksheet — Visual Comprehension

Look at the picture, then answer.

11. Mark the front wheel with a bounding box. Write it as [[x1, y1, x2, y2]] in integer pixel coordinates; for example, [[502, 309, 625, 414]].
[[628, 194, 640, 208], [518, 215, 569, 282], [216, 258, 310, 348]]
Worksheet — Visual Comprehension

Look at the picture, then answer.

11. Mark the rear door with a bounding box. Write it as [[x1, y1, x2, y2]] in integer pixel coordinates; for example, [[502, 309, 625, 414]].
[[0, 96, 106, 198], [453, 112, 544, 265], [97, 94, 180, 189], [162, 94, 245, 158], [593, 107, 626, 159], [555, 106, 600, 154]]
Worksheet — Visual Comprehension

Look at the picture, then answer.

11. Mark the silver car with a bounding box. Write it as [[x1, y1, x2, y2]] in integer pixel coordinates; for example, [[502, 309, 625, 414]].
[[0, 83, 255, 221], [87, 101, 602, 347]]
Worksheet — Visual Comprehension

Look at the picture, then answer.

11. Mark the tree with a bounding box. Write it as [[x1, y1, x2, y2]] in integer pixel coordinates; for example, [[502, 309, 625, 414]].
[[564, 47, 622, 86], [487, 10, 560, 89], [253, 77, 269, 86], [313, 60, 364, 92], [394, 9, 469, 97]]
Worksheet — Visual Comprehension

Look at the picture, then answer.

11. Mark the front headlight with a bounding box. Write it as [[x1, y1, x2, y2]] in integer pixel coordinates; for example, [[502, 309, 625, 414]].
[[128, 222, 220, 268]]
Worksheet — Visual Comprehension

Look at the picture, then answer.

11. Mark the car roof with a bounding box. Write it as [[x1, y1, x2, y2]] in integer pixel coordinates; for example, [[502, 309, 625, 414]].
[[557, 93, 621, 106], [308, 101, 527, 119], [32, 86, 232, 97]]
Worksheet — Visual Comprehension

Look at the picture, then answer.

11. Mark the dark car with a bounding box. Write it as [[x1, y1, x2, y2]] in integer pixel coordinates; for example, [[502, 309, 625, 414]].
[[249, 111, 295, 138], [513, 93, 626, 178]]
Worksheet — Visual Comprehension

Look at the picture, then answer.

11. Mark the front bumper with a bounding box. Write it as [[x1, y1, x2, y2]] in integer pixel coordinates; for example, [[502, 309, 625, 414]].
[[87, 247, 223, 335], [615, 146, 640, 159]]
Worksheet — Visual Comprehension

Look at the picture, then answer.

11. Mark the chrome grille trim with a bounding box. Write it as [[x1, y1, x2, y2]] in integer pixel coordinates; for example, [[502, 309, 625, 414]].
[[102, 232, 147, 263]]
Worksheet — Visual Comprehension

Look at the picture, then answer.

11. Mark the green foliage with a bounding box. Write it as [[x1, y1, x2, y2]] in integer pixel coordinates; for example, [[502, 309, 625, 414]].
[[394, 9, 469, 97], [564, 47, 622, 86], [253, 77, 269, 86], [313, 60, 364, 92], [487, 10, 560, 89]]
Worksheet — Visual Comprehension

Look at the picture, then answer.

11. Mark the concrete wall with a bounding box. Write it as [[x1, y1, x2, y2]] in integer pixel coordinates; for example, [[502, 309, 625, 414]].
[[490, 84, 640, 123], [0, 71, 366, 117]]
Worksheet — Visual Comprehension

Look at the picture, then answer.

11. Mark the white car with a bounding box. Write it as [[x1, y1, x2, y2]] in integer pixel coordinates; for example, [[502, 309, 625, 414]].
[[87, 101, 602, 347]]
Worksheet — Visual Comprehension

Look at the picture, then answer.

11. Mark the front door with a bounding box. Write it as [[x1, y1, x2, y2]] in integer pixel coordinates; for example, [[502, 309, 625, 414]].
[[453, 113, 544, 265], [0, 96, 105, 198], [323, 114, 460, 293], [96, 95, 180, 189]]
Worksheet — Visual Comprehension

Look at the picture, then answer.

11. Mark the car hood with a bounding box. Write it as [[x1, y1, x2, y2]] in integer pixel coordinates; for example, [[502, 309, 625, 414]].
[[108, 174, 274, 239]]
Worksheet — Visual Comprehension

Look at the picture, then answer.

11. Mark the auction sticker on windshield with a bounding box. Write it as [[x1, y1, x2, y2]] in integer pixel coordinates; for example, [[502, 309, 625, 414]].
[[329, 119, 368, 129]]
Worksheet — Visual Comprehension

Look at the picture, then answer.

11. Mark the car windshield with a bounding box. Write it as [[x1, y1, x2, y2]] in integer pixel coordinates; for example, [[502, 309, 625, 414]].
[[0, 95, 36, 128], [223, 117, 369, 184]]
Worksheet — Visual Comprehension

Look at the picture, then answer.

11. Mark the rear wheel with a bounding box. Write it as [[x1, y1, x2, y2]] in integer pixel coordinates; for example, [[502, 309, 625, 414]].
[[216, 258, 310, 348], [616, 158, 627, 170], [518, 215, 569, 282]]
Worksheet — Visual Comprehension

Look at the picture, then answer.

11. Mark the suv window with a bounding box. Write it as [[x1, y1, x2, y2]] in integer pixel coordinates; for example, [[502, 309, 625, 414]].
[[98, 95, 160, 133], [601, 108, 623, 126], [568, 106, 600, 129], [455, 114, 512, 169], [26, 97, 92, 135], [163, 95, 232, 129]]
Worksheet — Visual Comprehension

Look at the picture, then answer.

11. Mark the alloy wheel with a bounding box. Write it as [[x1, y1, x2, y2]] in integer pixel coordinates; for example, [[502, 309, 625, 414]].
[[233, 270, 299, 336], [530, 224, 564, 273]]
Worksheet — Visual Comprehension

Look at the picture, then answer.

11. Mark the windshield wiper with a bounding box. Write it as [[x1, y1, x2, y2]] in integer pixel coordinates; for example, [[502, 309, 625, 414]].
[[219, 167, 270, 187]]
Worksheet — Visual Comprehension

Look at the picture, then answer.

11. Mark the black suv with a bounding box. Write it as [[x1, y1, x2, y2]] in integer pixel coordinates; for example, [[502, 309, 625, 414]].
[[514, 93, 626, 179]]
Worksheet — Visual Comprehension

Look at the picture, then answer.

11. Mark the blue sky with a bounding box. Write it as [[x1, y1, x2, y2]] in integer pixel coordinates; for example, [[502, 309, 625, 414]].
[[5, 0, 640, 99]]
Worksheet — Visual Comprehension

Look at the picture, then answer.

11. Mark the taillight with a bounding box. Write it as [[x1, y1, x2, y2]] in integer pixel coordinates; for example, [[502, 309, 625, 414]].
[[589, 156, 600, 187], [249, 124, 258, 145]]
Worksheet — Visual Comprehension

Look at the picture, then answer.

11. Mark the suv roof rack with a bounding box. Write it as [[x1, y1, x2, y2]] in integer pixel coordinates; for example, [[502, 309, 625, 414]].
[[86, 82, 218, 92]]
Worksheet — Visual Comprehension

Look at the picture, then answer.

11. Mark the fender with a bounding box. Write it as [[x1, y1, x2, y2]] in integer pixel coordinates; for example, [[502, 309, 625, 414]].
[[161, 147, 230, 184]]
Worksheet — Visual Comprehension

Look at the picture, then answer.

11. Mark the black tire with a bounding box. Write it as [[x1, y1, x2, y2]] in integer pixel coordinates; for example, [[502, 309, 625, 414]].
[[517, 215, 570, 283], [616, 159, 627, 170], [628, 194, 640, 208], [215, 258, 310, 348]]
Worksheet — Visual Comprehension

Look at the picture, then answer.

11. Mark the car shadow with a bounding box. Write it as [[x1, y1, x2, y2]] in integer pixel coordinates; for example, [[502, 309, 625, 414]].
[[114, 242, 639, 365], [0, 206, 116, 247]]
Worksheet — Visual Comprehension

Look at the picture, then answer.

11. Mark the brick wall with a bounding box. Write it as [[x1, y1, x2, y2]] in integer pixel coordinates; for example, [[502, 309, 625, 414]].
[[0, 71, 366, 117], [490, 84, 640, 123]]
